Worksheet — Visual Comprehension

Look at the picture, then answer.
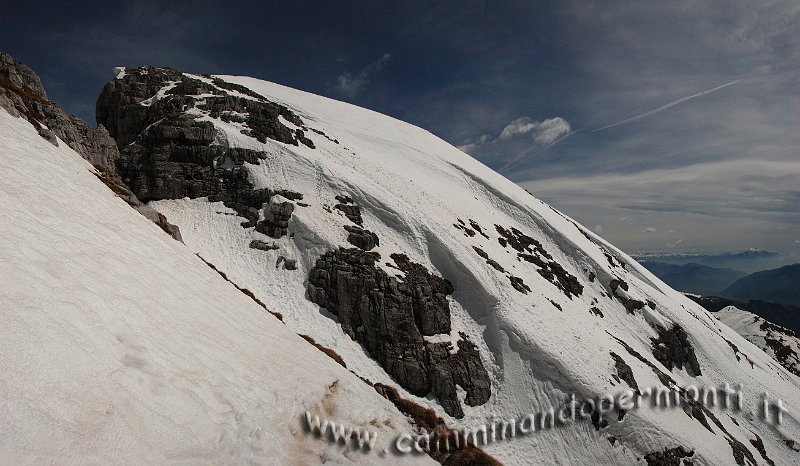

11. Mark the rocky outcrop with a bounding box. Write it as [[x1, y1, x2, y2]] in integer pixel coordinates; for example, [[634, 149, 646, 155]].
[[1, 53, 181, 241], [761, 326, 800, 377], [453, 218, 477, 237], [468, 219, 489, 239], [307, 248, 490, 417], [472, 246, 504, 272], [609, 279, 646, 314], [643, 446, 694, 466], [344, 225, 379, 250], [427, 334, 492, 417], [334, 195, 363, 225], [249, 239, 279, 251], [96, 68, 309, 150], [651, 324, 702, 376], [257, 199, 295, 239], [389, 253, 453, 335], [610, 352, 639, 392], [1, 52, 118, 172], [496, 224, 583, 298], [276, 255, 297, 270], [0, 52, 47, 98], [95, 67, 314, 237], [508, 275, 531, 294]]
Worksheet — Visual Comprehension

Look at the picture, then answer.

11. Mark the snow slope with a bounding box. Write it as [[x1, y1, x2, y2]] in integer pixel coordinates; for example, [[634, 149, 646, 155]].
[[0, 108, 433, 464], [133, 71, 800, 464], [717, 306, 800, 378]]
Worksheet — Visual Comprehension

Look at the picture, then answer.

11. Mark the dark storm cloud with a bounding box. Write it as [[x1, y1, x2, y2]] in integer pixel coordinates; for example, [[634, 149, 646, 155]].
[[2, 0, 798, 253]]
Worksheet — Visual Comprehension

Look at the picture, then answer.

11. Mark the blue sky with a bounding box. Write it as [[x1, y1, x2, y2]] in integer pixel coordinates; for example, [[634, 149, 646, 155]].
[[3, 0, 799, 255]]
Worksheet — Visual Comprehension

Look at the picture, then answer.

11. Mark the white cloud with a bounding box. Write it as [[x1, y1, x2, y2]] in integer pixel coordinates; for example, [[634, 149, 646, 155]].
[[459, 116, 572, 164], [498, 117, 571, 144], [643, 227, 657, 233], [533, 118, 573, 144], [498, 117, 540, 140], [336, 53, 391, 97], [456, 142, 478, 154]]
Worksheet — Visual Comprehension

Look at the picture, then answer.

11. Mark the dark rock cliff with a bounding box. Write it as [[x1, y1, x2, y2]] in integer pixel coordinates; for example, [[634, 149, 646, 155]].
[[307, 248, 491, 418], [0, 53, 181, 241], [1, 52, 117, 170], [651, 324, 702, 376], [95, 67, 313, 232]]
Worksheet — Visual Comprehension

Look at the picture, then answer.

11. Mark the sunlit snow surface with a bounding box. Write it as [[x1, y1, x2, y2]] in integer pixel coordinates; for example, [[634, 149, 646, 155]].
[[717, 306, 800, 378], [149, 73, 800, 464], [0, 109, 431, 465]]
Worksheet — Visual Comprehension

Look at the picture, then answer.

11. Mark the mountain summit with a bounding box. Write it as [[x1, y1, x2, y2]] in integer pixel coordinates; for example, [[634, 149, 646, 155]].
[[92, 66, 800, 463]]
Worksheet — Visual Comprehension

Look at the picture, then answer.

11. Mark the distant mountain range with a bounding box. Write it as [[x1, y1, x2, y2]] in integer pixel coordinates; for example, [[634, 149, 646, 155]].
[[639, 261, 746, 295], [721, 264, 800, 307], [639, 255, 800, 308], [632, 248, 784, 274]]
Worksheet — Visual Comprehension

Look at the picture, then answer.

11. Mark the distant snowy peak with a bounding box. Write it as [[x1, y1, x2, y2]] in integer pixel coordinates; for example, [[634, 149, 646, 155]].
[[91, 66, 800, 464], [739, 248, 776, 256], [716, 306, 800, 377], [633, 248, 777, 259]]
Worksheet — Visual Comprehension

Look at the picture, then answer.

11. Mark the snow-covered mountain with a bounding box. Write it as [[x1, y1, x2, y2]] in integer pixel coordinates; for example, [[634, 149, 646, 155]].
[[716, 307, 800, 378], [689, 294, 800, 336], [1, 54, 438, 465], [89, 66, 800, 464], [2, 52, 800, 464]]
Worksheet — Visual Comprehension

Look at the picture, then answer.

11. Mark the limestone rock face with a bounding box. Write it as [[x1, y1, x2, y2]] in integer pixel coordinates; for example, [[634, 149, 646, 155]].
[[307, 248, 490, 418], [0, 53, 181, 241], [334, 195, 364, 225], [344, 225, 379, 250], [0, 52, 47, 99], [651, 324, 702, 376], [257, 199, 295, 239], [1, 52, 118, 172], [96, 67, 311, 234]]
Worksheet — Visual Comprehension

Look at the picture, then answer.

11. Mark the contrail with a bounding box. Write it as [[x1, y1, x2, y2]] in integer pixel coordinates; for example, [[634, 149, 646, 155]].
[[593, 80, 741, 132]]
